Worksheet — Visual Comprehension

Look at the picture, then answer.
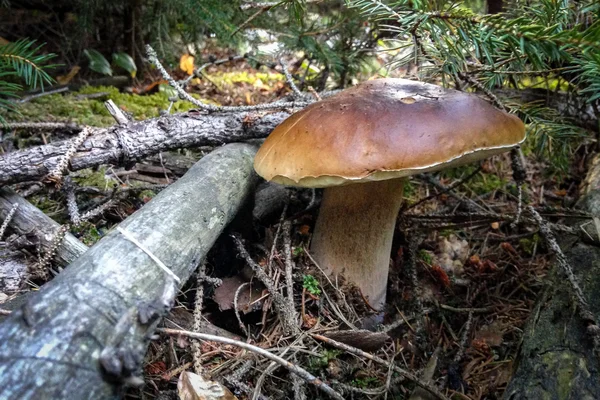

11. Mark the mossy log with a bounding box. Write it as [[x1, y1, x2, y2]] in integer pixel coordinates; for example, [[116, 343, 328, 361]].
[[0, 143, 258, 399], [504, 155, 600, 399]]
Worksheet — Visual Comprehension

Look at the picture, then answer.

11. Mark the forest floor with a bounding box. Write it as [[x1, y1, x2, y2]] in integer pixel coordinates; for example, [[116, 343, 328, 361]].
[[0, 49, 591, 400]]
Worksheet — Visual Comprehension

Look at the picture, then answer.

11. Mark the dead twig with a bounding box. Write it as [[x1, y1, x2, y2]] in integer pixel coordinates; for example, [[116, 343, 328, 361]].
[[280, 59, 303, 98], [146, 45, 311, 113], [311, 334, 450, 400], [0, 121, 79, 131], [234, 282, 251, 337], [232, 233, 299, 335], [0, 203, 18, 240], [283, 219, 298, 325], [528, 206, 600, 358], [159, 328, 344, 400], [44, 126, 94, 186], [408, 166, 483, 210]]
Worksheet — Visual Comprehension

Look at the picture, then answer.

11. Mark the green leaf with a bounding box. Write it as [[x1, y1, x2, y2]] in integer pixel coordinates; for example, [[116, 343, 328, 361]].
[[302, 274, 321, 296], [84, 49, 112, 76], [112, 52, 137, 78]]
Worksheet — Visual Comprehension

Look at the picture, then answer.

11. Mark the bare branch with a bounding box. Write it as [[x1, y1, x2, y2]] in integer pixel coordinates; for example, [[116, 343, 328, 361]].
[[159, 328, 344, 400]]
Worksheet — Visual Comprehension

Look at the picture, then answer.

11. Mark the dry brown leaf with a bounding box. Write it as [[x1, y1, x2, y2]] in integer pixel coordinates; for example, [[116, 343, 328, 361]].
[[474, 320, 505, 347], [213, 275, 264, 313], [177, 371, 237, 400]]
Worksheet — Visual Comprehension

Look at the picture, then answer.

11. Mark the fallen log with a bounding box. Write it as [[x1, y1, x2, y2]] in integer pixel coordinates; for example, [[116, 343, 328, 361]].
[[0, 143, 258, 399], [504, 155, 600, 398], [0, 188, 88, 268], [0, 110, 288, 186]]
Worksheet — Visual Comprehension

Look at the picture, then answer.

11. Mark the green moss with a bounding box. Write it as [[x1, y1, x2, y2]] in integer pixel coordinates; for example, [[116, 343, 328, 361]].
[[418, 249, 433, 264], [519, 234, 540, 255], [402, 180, 416, 200], [210, 70, 284, 86], [351, 376, 380, 388], [541, 351, 578, 400], [6, 85, 200, 127], [439, 165, 507, 196], [137, 189, 157, 202], [5, 68, 284, 127], [72, 167, 117, 191], [29, 195, 64, 220], [71, 221, 103, 246]]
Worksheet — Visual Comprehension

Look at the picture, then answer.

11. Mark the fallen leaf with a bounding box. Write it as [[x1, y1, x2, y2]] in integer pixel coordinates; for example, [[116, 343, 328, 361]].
[[298, 225, 310, 236], [177, 371, 237, 400], [302, 313, 318, 329], [213, 275, 264, 313], [431, 265, 450, 287], [554, 189, 567, 197], [56, 65, 81, 85], [474, 320, 505, 347], [145, 361, 167, 375], [500, 242, 518, 256], [324, 330, 390, 352], [180, 54, 195, 75]]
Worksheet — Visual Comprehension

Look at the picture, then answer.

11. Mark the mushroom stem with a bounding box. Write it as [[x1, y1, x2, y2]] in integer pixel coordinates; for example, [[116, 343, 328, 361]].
[[311, 178, 405, 310]]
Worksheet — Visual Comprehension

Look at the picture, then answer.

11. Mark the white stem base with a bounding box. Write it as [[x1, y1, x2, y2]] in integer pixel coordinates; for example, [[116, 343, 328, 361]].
[[310, 179, 404, 310]]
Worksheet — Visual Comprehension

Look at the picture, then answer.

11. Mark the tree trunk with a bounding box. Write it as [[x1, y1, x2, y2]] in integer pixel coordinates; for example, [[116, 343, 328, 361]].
[[504, 154, 600, 399], [487, 0, 504, 14], [0, 143, 258, 399]]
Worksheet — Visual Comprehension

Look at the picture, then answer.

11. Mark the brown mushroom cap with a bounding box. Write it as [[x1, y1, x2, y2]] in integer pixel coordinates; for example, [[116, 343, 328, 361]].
[[254, 78, 526, 188]]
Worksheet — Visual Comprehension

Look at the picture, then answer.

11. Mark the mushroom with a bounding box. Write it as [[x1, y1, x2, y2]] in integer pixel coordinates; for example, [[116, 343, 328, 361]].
[[254, 78, 525, 310]]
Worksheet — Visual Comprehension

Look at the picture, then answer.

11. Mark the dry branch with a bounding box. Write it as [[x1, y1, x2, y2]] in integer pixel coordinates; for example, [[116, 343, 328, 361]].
[[0, 111, 288, 186], [0, 143, 258, 399], [159, 328, 344, 400]]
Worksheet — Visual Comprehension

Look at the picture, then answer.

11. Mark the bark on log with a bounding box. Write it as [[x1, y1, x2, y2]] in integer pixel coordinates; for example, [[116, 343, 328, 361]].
[[0, 143, 258, 399], [504, 155, 600, 399], [0, 248, 31, 293], [0, 111, 288, 186], [0, 188, 88, 268]]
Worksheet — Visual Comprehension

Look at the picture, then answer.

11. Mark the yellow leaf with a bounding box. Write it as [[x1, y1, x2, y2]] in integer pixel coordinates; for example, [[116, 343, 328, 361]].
[[180, 54, 195, 76], [56, 66, 81, 85]]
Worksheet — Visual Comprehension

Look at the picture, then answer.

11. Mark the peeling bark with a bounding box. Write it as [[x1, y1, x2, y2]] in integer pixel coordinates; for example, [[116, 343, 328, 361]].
[[0, 143, 258, 399]]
